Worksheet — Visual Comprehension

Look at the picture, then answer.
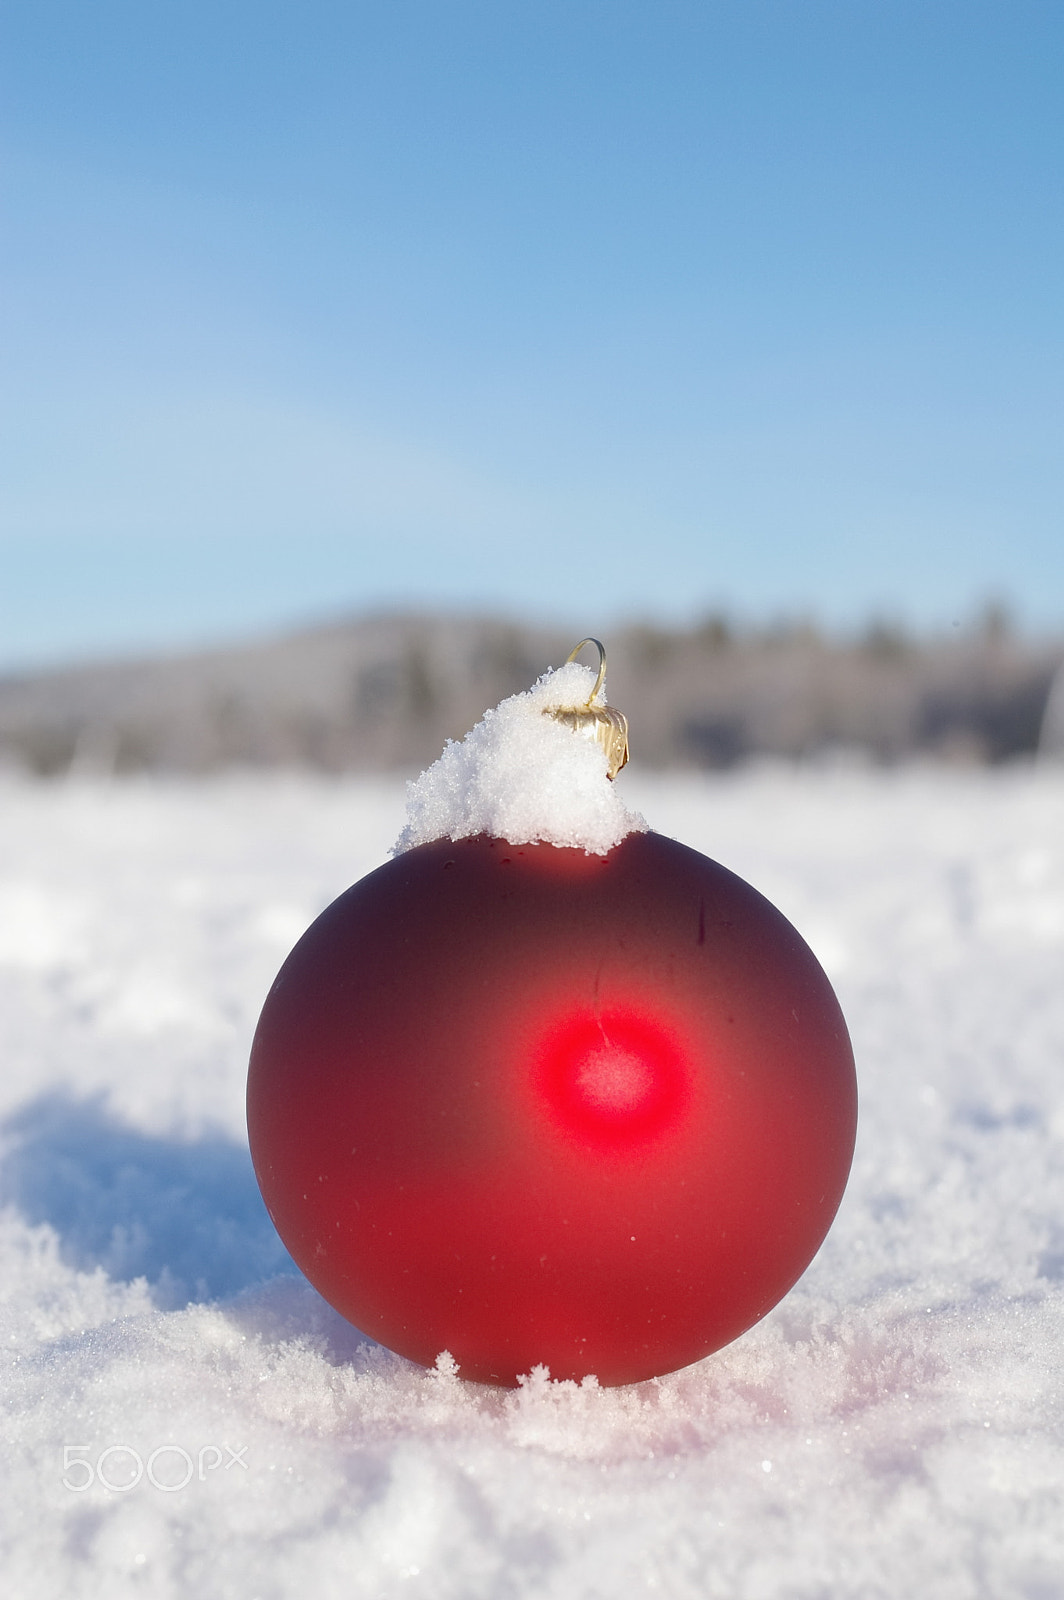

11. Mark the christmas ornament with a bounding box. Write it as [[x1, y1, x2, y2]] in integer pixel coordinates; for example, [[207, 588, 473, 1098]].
[[248, 641, 856, 1387]]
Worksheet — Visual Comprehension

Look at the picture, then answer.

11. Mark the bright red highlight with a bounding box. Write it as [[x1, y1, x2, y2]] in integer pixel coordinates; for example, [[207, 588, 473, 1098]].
[[534, 1009, 690, 1148]]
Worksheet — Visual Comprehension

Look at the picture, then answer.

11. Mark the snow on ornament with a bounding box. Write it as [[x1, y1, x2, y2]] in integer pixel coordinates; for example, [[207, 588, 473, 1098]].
[[247, 640, 857, 1387]]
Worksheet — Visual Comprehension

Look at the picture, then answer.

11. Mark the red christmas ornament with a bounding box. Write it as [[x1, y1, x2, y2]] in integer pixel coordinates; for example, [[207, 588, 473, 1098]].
[[247, 647, 857, 1388]]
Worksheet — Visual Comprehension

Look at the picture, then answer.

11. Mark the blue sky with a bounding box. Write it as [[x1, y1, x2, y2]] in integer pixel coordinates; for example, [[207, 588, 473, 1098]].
[[2, 1, 1062, 668]]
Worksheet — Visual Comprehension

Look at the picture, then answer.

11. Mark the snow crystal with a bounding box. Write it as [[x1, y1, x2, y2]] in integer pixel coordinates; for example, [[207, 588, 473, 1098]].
[[394, 658, 647, 855], [1, 765, 1063, 1598]]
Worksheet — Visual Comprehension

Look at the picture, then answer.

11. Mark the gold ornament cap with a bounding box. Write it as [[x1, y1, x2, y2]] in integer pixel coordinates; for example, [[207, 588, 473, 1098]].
[[544, 638, 630, 779]]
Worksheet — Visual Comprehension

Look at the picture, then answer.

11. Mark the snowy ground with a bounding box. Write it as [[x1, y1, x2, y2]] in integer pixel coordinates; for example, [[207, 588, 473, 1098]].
[[2, 764, 1063, 1599]]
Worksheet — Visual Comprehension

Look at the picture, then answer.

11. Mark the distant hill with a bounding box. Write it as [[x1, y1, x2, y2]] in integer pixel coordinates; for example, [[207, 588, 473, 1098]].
[[1, 611, 1061, 776]]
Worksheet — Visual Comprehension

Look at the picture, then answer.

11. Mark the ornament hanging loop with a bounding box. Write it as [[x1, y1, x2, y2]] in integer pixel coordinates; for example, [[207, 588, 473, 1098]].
[[565, 637, 608, 706], [546, 638, 630, 779]]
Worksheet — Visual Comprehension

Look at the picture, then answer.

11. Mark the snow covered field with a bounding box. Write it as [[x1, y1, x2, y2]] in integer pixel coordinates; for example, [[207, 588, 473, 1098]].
[[2, 765, 1063, 1599]]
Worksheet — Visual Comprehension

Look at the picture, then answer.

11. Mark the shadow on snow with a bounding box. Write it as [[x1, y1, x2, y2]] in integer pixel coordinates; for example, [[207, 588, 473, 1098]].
[[0, 1091, 299, 1307]]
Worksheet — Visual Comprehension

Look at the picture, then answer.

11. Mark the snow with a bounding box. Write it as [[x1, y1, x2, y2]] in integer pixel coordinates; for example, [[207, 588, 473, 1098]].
[[395, 659, 646, 855], [2, 763, 1063, 1598]]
